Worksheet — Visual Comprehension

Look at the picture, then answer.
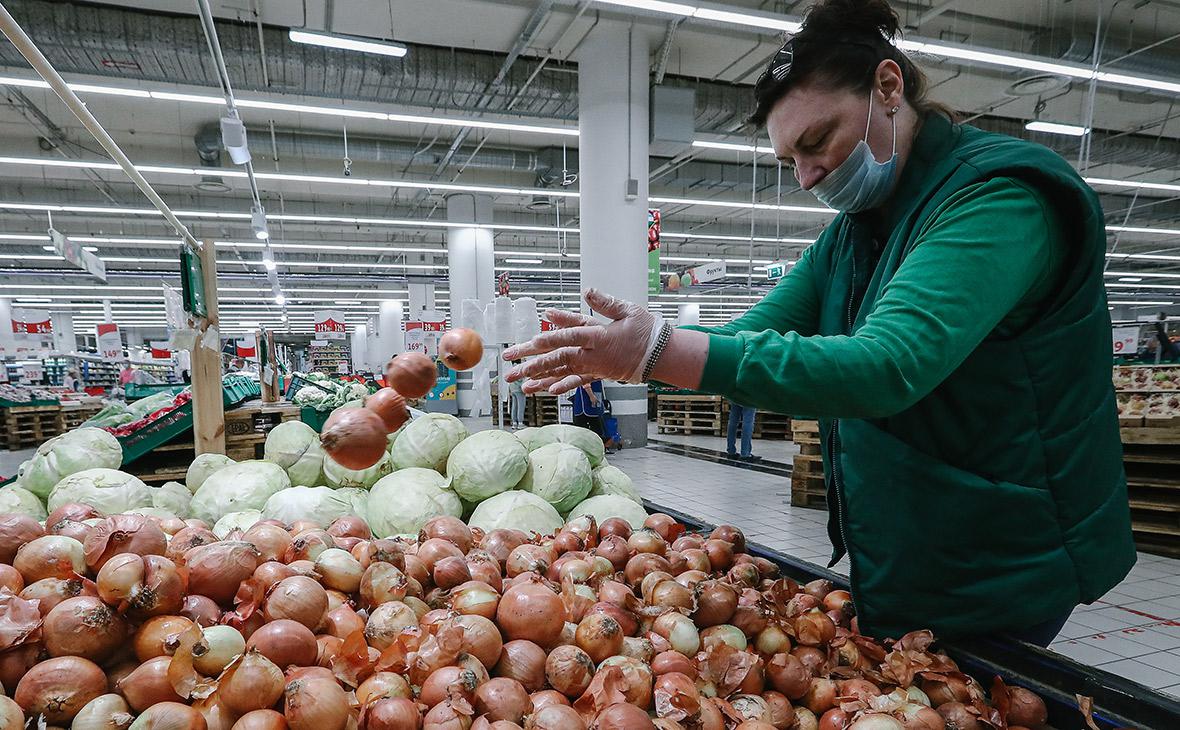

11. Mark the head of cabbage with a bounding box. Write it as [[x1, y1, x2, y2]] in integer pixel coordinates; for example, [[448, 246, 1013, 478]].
[[446, 430, 529, 502], [322, 450, 393, 490], [263, 421, 325, 487], [185, 453, 236, 494], [517, 443, 592, 515], [0, 486, 46, 520], [152, 481, 192, 518], [262, 486, 355, 527], [534, 424, 605, 467], [189, 460, 291, 525], [514, 427, 545, 452], [367, 468, 463, 538], [390, 414, 468, 472], [566, 494, 648, 529], [20, 427, 123, 500], [468, 490, 563, 536], [589, 464, 641, 504], [47, 468, 154, 515], [213, 509, 262, 539]]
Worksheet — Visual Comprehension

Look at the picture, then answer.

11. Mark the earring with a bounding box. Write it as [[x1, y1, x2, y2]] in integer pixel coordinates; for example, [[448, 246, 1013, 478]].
[[889, 105, 900, 115]]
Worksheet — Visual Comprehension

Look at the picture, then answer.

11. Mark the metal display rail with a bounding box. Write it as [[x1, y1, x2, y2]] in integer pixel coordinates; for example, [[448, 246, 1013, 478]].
[[644, 500, 1180, 730]]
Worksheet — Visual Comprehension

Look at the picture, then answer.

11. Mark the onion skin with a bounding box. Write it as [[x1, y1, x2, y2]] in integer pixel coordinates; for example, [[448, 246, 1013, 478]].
[[0, 515, 45, 564], [15, 655, 107, 723]]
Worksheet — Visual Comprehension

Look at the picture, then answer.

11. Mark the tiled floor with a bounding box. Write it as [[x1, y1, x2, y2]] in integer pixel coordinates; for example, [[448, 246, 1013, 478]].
[[610, 424, 1180, 702]]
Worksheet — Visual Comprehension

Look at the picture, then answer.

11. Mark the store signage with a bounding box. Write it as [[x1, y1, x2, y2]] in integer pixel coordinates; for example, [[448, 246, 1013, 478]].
[[313, 310, 347, 340], [149, 341, 171, 359], [1113, 326, 1140, 355], [664, 261, 727, 291], [404, 319, 446, 358], [765, 260, 791, 281], [21, 361, 43, 384], [50, 228, 107, 283], [97, 322, 122, 359], [11, 310, 52, 336], [236, 334, 257, 359], [648, 209, 661, 296]]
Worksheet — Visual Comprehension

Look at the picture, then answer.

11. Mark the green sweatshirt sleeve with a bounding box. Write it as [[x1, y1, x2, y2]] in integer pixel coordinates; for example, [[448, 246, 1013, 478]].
[[681, 244, 821, 338], [698, 177, 1062, 418]]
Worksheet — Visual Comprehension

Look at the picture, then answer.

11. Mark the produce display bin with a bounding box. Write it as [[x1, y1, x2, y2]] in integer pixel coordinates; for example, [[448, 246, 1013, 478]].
[[124, 382, 182, 401], [300, 406, 330, 432], [646, 499, 1180, 730]]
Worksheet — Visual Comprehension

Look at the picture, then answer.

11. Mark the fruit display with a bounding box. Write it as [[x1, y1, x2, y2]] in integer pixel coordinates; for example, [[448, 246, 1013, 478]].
[[0, 504, 1053, 729], [1113, 365, 1180, 391]]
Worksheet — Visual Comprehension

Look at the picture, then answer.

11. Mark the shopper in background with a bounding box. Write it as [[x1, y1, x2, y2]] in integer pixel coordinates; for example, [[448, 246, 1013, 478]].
[[726, 399, 760, 462], [508, 360, 526, 429], [572, 380, 606, 439], [62, 368, 83, 392], [505, 0, 1135, 644], [1154, 313, 1179, 363], [118, 361, 136, 386]]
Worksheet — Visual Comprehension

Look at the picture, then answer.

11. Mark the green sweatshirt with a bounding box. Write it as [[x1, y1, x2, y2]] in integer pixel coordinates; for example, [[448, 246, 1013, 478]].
[[687, 177, 1065, 418]]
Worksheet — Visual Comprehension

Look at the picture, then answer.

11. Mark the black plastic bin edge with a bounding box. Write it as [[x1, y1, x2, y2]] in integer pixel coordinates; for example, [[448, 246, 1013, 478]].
[[643, 499, 1180, 730]]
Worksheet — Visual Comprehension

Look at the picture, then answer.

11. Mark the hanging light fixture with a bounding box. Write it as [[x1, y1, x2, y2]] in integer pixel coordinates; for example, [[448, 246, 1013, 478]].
[[251, 205, 269, 240]]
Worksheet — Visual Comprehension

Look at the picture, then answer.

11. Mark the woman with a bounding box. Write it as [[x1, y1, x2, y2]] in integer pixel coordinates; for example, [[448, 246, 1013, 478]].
[[508, 360, 527, 428], [504, 0, 1135, 644], [572, 380, 606, 438]]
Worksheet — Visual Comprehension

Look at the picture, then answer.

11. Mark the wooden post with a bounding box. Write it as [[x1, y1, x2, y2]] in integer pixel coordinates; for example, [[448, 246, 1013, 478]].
[[191, 239, 225, 454], [260, 328, 279, 403]]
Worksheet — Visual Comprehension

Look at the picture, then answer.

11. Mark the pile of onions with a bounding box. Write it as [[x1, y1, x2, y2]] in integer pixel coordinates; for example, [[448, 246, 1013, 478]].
[[0, 501, 1051, 730]]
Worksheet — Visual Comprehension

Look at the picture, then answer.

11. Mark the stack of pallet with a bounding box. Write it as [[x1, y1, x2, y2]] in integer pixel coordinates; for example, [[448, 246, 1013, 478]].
[[753, 411, 792, 440], [1121, 415, 1180, 557], [529, 394, 559, 427], [790, 419, 825, 508], [0, 404, 62, 450], [657, 394, 724, 435]]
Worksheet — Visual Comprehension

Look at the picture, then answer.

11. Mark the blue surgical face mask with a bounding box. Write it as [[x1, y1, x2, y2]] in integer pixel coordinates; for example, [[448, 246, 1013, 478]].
[[810, 93, 898, 213]]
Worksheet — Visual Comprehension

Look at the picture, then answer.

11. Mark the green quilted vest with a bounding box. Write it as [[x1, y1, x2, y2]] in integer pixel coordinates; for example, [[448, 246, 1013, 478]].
[[810, 114, 1136, 638]]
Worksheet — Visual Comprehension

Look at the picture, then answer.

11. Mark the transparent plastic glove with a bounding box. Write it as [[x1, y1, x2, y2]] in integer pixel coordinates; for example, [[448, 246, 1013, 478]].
[[503, 289, 662, 394]]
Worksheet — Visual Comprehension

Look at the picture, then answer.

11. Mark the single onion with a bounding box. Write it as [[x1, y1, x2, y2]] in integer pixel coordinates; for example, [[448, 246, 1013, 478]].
[[320, 406, 390, 470], [0, 515, 44, 564], [624, 554, 671, 586], [193, 625, 247, 676], [496, 581, 564, 647], [20, 575, 98, 617], [847, 715, 904, 730], [451, 614, 503, 670], [15, 655, 107, 723], [701, 624, 747, 652], [593, 703, 655, 729], [43, 595, 127, 662], [574, 613, 624, 664], [284, 675, 352, 729], [793, 612, 836, 647], [166, 526, 219, 562], [801, 678, 838, 714], [71, 693, 132, 730], [14, 535, 86, 583], [505, 544, 556, 578], [702, 540, 735, 571], [525, 705, 585, 730], [693, 581, 738, 627], [363, 698, 421, 730], [185, 541, 261, 605], [130, 702, 207, 728], [315, 548, 364, 593], [474, 677, 531, 723], [1007, 687, 1048, 729], [83, 515, 167, 572], [594, 535, 630, 571], [328, 514, 372, 540], [653, 672, 701, 722], [494, 640, 547, 692], [936, 704, 982, 730], [365, 601, 420, 651], [452, 580, 500, 620], [423, 698, 474, 730], [529, 690, 570, 711], [652, 612, 700, 655], [421, 665, 487, 708], [589, 601, 638, 637], [628, 529, 667, 556], [357, 672, 413, 704], [481, 529, 529, 569], [598, 518, 632, 540], [180, 594, 221, 627], [439, 328, 484, 371], [133, 615, 195, 661], [324, 605, 366, 640], [818, 708, 849, 730], [220, 649, 285, 715], [544, 645, 594, 698], [116, 655, 183, 711], [232, 709, 289, 730], [247, 619, 318, 668], [260, 575, 328, 631], [243, 523, 294, 563], [897, 703, 944, 730], [434, 555, 472, 590], [385, 352, 438, 399], [366, 387, 410, 431], [710, 525, 746, 552], [651, 651, 696, 677], [767, 653, 811, 699], [763, 691, 796, 729]]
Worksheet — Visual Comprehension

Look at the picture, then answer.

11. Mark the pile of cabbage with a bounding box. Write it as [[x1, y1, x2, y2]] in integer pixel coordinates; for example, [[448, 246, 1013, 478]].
[[289, 372, 371, 411], [0, 411, 646, 542]]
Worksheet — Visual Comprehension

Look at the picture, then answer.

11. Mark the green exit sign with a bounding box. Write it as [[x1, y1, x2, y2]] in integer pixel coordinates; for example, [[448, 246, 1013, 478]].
[[766, 261, 790, 281]]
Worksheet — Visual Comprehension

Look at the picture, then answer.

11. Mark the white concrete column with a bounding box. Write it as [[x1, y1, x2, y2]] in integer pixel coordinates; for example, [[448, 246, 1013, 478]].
[[447, 193, 496, 417], [377, 301, 404, 368], [578, 21, 651, 447], [352, 324, 369, 374], [51, 312, 76, 354], [102, 300, 113, 321], [678, 303, 700, 327], [0, 298, 14, 356]]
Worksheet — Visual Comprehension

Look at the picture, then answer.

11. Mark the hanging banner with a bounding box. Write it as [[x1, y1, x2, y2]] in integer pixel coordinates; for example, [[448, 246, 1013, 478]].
[[236, 334, 257, 359], [97, 322, 122, 359], [497, 271, 510, 297], [149, 341, 171, 359], [314, 310, 347, 340], [1113, 326, 1140, 355], [11, 309, 52, 349], [404, 319, 446, 358], [648, 209, 661, 296], [50, 228, 107, 283], [664, 261, 727, 291]]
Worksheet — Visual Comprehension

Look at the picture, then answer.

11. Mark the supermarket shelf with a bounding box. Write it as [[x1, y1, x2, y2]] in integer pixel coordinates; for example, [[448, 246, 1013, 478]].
[[651, 499, 1180, 730]]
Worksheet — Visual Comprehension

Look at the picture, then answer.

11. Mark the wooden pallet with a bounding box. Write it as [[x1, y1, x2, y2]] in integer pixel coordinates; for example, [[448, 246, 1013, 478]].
[[657, 394, 724, 435], [59, 406, 102, 431], [752, 412, 792, 440], [1121, 419, 1180, 557], [789, 420, 827, 508], [791, 473, 827, 508], [529, 394, 559, 427], [0, 405, 64, 450]]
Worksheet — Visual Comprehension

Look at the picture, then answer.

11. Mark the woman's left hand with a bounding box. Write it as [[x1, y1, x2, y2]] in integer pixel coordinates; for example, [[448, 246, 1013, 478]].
[[503, 289, 660, 394]]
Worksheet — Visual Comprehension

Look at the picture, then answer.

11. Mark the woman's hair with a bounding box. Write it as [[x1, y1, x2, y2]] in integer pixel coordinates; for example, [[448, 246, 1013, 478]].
[[749, 0, 951, 127]]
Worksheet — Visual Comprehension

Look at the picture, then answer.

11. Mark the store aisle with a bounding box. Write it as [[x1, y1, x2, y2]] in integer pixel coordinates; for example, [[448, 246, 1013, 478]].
[[611, 425, 1180, 701]]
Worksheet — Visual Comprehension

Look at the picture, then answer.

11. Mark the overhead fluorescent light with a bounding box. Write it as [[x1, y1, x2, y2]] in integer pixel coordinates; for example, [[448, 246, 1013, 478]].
[[593, 0, 694, 15], [251, 206, 269, 240], [14, 297, 50, 303], [275, 294, 286, 306], [289, 29, 408, 58], [1086, 177, 1180, 194], [42, 245, 98, 252], [1025, 121, 1089, 137], [692, 140, 776, 155], [1119, 277, 1144, 282], [504, 258, 544, 264], [691, 7, 800, 33], [1108, 300, 1175, 305]]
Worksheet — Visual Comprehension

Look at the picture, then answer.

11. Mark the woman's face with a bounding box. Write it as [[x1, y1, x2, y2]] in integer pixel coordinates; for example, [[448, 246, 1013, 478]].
[[765, 62, 904, 192]]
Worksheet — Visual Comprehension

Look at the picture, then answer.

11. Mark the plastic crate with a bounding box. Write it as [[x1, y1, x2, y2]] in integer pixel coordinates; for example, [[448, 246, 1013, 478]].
[[118, 401, 194, 464], [222, 375, 260, 407], [125, 383, 181, 401], [301, 406, 331, 432], [285, 373, 336, 401]]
